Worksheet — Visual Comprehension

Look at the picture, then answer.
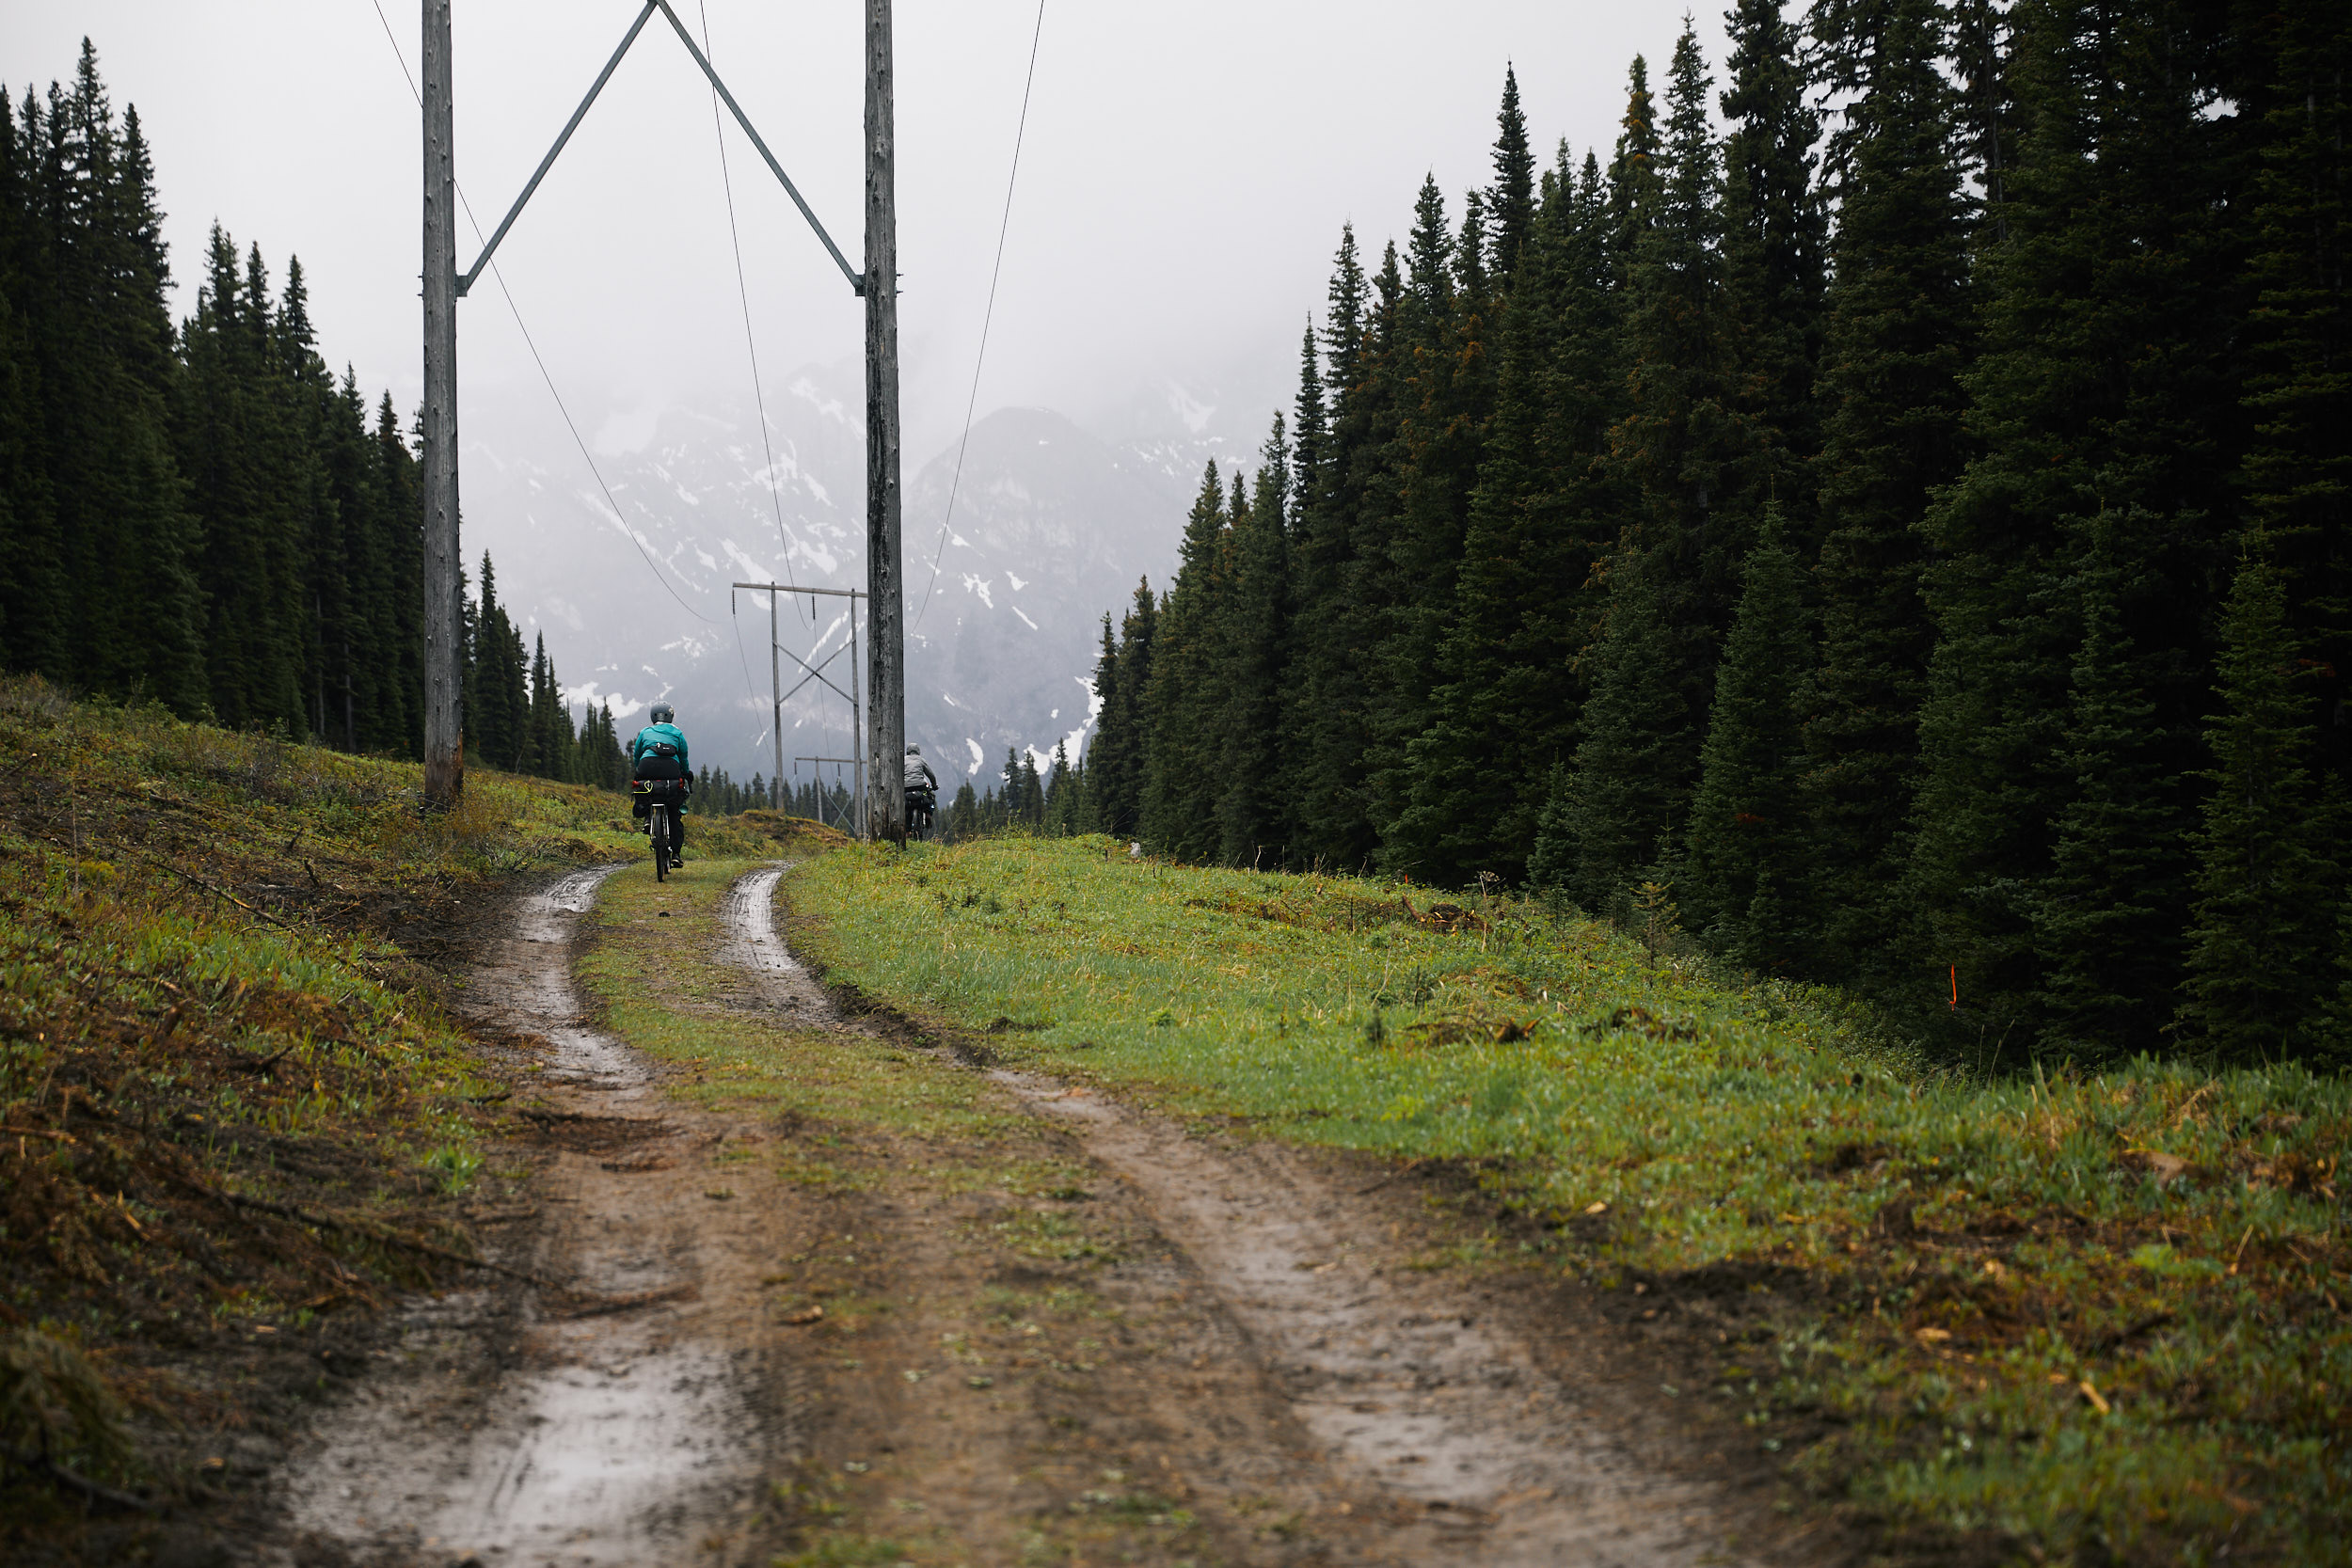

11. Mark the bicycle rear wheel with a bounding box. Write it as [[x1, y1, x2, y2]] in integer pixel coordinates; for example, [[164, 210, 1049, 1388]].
[[652, 801, 671, 881]]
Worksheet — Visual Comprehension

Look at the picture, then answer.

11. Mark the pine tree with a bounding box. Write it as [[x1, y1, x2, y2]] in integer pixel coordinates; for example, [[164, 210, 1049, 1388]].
[[2178, 541, 2342, 1061], [1719, 0, 1827, 507], [2031, 515, 2194, 1057], [1487, 66, 1536, 283], [1801, 0, 1976, 980], [1911, 0, 2239, 1027], [1680, 511, 1811, 969], [1533, 549, 1691, 913], [1216, 418, 1290, 864], [1566, 24, 1745, 887], [1139, 466, 1233, 857]]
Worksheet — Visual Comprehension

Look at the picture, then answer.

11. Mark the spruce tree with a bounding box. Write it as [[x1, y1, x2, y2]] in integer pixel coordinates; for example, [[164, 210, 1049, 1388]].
[[1216, 418, 1290, 864], [1605, 55, 1661, 292], [1719, 0, 1827, 507], [1565, 25, 1745, 890], [1138, 465, 1232, 858], [1911, 0, 2239, 1029], [2032, 515, 2193, 1058], [1389, 157, 1616, 885], [1364, 177, 1488, 862], [0, 100, 63, 680], [2237, 0, 2350, 789], [2179, 541, 2342, 1061], [1095, 579, 1156, 837], [1488, 66, 1535, 284], [29, 52, 204, 712], [1801, 0, 1975, 981], [1534, 549, 1691, 913], [1283, 228, 1396, 872], [1680, 511, 1810, 969]]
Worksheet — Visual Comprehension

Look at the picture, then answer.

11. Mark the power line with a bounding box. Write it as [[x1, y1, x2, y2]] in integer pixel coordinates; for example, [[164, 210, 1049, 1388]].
[[366, 0, 714, 626], [699, 0, 804, 625], [913, 0, 1046, 632]]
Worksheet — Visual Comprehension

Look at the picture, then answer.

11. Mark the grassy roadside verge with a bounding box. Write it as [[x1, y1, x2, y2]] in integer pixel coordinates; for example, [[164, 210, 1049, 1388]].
[[790, 833, 2349, 1566], [0, 676, 683, 1554]]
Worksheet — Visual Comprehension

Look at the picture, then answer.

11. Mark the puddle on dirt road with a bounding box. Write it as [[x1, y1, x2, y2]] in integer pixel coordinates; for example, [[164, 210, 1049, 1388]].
[[273, 867, 782, 1568], [493, 866, 646, 1089], [726, 869, 1755, 1568]]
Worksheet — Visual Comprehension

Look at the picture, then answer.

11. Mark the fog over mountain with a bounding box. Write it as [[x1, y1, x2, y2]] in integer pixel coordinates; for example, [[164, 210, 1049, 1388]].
[[464, 368, 1271, 789]]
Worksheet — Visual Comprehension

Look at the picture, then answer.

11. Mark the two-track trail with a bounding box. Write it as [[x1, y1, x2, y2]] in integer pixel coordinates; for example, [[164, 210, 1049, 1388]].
[[266, 863, 1780, 1567], [268, 867, 808, 1567]]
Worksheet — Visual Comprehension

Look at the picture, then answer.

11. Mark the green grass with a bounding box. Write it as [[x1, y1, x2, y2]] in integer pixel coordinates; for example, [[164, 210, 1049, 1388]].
[[791, 833, 2351, 1566]]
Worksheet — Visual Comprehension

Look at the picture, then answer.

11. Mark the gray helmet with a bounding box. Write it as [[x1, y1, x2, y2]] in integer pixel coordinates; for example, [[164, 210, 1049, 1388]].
[[905, 743, 921, 755], [650, 703, 675, 725]]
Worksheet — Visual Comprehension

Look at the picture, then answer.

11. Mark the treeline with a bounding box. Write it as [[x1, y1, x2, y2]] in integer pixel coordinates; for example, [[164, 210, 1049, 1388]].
[[0, 43, 633, 795], [1, 44, 422, 744], [461, 551, 627, 787], [945, 743, 1087, 840], [1085, 0, 2351, 1068]]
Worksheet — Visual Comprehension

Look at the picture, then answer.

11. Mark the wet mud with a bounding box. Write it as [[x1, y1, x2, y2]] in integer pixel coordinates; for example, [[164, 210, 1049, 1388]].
[[262, 862, 1792, 1567], [266, 868, 803, 1568], [748, 866, 1770, 1568]]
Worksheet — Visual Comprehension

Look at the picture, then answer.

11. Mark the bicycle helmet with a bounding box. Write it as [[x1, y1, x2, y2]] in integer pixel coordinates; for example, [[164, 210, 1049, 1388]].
[[650, 704, 675, 724], [905, 743, 921, 755]]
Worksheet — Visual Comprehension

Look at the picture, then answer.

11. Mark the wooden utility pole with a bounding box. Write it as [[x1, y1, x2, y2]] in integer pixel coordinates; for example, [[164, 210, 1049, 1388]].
[[421, 0, 463, 808], [864, 0, 905, 845]]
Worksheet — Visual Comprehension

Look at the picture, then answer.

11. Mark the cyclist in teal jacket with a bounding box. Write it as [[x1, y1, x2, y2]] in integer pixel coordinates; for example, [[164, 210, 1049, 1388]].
[[628, 703, 691, 867]]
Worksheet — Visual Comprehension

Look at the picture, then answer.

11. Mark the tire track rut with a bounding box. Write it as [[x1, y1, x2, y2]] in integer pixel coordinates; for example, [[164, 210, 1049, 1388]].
[[730, 863, 1762, 1568]]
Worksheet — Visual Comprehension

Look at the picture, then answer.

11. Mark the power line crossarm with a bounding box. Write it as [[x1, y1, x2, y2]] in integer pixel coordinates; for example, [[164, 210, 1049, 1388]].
[[653, 0, 864, 293], [457, 1, 659, 297]]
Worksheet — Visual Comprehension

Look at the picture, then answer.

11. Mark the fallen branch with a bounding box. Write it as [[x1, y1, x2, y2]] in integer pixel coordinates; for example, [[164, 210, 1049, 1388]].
[[216, 1192, 561, 1290], [1356, 1160, 1424, 1196], [554, 1283, 696, 1321], [7, 1451, 157, 1513], [141, 854, 298, 932], [222, 1040, 299, 1076], [516, 1106, 656, 1127]]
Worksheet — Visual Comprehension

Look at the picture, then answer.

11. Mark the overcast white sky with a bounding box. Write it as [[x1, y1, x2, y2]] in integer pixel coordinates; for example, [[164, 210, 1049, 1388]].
[[7, 1, 1731, 458]]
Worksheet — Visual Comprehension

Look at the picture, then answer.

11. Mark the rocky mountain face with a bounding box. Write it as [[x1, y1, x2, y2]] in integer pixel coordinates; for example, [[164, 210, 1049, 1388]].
[[462, 366, 1253, 789]]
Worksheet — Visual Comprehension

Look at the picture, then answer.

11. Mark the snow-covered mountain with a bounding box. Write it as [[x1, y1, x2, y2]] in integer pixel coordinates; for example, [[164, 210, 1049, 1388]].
[[462, 367, 1255, 787]]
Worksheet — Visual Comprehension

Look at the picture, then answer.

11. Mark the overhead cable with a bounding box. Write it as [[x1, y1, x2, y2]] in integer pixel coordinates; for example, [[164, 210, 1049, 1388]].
[[365, 0, 714, 626], [913, 0, 1047, 632], [699, 0, 804, 624]]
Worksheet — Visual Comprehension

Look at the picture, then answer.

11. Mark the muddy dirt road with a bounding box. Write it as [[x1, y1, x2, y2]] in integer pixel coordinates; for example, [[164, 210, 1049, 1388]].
[[265, 863, 1788, 1567]]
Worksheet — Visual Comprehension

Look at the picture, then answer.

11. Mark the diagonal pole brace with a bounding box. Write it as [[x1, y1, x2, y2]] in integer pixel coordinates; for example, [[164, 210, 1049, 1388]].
[[458, 0, 862, 299], [460, 2, 659, 297], [652, 0, 865, 294]]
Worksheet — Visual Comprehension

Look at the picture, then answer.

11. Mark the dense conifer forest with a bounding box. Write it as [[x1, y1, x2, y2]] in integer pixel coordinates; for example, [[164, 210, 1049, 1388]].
[[0, 43, 624, 788], [1082, 0, 2352, 1067]]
